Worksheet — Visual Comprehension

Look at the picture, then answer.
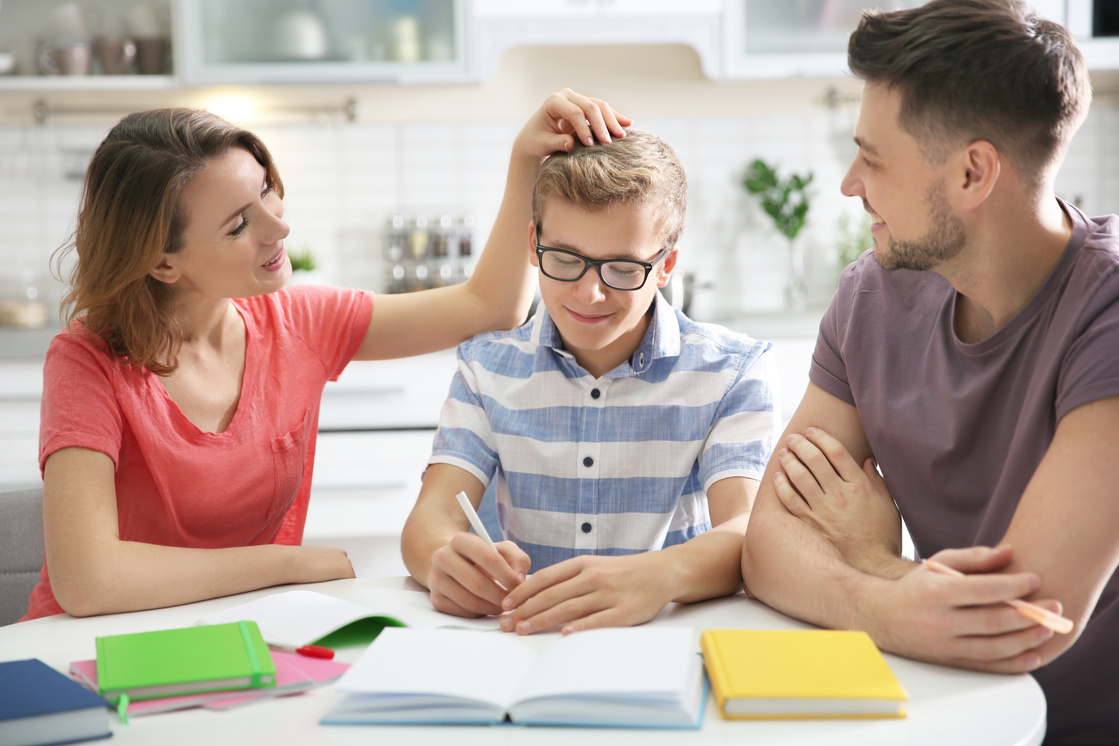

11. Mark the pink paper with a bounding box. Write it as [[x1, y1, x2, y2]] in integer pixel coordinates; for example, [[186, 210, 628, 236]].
[[70, 650, 350, 716]]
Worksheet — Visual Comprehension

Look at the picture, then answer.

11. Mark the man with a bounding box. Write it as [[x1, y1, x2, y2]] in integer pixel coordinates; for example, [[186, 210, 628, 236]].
[[740, 1, 1119, 742], [402, 128, 776, 636]]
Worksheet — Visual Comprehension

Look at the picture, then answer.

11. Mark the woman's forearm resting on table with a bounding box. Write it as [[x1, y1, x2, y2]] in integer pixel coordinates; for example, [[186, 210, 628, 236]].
[[49, 541, 354, 617]]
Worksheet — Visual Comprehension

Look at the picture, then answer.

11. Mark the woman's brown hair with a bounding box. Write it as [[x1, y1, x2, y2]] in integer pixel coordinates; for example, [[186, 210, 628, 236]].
[[55, 108, 283, 375]]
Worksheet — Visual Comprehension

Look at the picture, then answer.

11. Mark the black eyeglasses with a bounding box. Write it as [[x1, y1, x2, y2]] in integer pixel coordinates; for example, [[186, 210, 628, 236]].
[[535, 244, 669, 291]]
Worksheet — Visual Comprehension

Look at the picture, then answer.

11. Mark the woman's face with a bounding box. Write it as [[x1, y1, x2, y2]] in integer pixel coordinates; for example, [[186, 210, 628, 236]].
[[157, 146, 290, 300]]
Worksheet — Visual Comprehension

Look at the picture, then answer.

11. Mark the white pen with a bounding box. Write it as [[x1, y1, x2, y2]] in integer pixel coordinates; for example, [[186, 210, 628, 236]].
[[455, 490, 496, 549]]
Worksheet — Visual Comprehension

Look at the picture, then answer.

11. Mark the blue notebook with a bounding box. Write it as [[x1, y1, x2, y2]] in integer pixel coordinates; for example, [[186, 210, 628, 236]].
[[0, 658, 111, 746]]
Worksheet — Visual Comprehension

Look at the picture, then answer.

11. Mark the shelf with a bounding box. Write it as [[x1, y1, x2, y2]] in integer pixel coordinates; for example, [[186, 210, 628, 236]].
[[0, 75, 177, 91]]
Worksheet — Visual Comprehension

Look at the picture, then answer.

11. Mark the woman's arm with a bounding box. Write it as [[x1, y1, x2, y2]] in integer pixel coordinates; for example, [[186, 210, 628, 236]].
[[353, 89, 631, 361], [43, 447, 355, 617]]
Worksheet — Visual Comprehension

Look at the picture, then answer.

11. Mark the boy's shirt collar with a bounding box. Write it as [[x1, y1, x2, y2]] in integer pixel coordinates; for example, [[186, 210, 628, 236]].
[[534, 290, 682, 378]]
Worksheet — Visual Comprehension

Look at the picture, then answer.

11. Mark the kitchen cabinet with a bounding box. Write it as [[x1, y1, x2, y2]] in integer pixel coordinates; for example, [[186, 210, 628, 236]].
[[0, 0, 175, 90], [306, 350, 457, 540], [177, 0, 469, 85], [723, 0, 922, 79], [471, 0, 723, 79], [0, 361, 42, 491], [723, 0, 1068, 78]]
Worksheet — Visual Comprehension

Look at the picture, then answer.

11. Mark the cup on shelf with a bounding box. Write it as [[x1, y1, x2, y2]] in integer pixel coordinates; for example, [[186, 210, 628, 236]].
[[134, 36, 169, 74], [39, 39, 93, 76], [95, 35, 136, 74]]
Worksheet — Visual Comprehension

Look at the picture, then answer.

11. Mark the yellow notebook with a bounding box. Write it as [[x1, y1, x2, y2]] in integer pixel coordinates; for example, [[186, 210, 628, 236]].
[[700, 629, 908, 720]]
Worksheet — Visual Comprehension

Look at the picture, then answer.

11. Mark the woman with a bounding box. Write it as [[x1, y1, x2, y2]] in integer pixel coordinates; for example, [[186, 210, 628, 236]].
[[21, 89, 629, 620]]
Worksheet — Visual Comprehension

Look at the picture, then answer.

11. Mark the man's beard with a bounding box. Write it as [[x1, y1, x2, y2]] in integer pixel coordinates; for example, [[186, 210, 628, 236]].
[[878, 180, 966, 272]]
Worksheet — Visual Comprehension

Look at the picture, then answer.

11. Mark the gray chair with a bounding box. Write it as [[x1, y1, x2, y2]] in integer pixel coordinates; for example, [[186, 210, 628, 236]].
[[0, 486, 45, 625]]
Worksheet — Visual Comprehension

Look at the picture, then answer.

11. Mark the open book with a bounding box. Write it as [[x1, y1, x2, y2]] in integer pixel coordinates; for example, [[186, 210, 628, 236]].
[[196, 589, 499, 649], [321, 627, 706, 728]]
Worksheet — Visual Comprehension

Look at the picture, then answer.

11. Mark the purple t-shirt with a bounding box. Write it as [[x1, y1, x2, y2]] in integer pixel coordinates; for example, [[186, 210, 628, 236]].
[[811, 201, 1119, 744]]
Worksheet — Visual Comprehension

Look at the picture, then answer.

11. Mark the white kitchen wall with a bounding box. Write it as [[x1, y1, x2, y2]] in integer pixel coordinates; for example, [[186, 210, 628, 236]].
[[1, 46, 1117, 324]]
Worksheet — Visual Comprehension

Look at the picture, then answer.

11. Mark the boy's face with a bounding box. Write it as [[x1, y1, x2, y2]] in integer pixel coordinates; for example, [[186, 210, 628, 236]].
[[530, 197, 677, 378]]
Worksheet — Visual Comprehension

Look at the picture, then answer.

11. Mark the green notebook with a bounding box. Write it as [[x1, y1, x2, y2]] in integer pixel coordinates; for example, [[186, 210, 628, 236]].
[[95, 621, 275, 704]]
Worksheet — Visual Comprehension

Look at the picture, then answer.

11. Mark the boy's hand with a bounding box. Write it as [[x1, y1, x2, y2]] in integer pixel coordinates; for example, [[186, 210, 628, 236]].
[[498, 553, 674, 635], [513, 88, 632, 160], [427, 533, 531, 618]]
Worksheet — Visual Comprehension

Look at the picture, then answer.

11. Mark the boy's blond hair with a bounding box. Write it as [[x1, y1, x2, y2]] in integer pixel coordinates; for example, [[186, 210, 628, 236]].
[[532, 128, 687, 248]]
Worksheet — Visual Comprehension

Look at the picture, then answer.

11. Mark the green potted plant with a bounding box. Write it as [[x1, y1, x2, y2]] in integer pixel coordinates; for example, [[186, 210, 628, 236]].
[[742, 159, 814, 311], [287, 246, 322, 285]]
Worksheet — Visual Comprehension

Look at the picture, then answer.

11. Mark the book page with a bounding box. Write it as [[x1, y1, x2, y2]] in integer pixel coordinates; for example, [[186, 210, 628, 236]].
[[196, 589, 502, 648], [347, 588, 503, 631], [514, 627, 696, 703], [334, 628, 536, 709], [196, 591, 385, 647]]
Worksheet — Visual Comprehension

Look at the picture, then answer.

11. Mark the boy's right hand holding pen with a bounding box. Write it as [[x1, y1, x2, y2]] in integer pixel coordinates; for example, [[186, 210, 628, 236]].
[[422, 490, 531, 619]]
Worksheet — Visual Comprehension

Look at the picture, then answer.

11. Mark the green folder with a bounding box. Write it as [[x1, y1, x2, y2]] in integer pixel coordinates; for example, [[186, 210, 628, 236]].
[[95, 621, 275, 704]]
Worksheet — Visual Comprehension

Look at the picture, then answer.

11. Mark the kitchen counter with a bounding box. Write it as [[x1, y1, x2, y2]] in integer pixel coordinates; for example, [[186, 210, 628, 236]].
[[0, 326, 58, 361]]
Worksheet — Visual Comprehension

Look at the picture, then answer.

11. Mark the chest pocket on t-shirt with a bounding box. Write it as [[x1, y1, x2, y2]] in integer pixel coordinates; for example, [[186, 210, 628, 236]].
[[269, 409, 312, 521]]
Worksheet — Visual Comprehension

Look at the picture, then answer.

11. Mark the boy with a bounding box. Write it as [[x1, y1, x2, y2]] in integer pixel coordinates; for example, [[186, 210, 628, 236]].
[[402, 129, 777, 635]]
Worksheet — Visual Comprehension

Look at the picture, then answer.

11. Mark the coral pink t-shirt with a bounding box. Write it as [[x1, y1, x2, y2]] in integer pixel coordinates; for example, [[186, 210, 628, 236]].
[[21, 285, 373, 621]]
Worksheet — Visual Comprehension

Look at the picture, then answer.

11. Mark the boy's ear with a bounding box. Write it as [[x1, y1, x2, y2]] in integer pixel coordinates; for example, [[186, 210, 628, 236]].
[[149, 255, 181, 285], [654, 247, 679, 289], [528, 222, 540, 268]]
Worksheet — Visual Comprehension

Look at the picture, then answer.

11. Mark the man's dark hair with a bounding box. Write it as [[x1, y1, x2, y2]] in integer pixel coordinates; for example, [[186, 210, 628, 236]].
[[848, 0, 1091, 184]]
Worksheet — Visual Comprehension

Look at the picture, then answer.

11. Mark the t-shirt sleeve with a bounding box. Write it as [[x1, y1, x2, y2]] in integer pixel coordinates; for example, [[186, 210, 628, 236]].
[[808, 260, 858, 407], [278, 285, 374, 381], [39, 333, 125, 474], [426, 339, 500, 487], [1056, 288, 1119, 421], [699, 342, 779, 490]]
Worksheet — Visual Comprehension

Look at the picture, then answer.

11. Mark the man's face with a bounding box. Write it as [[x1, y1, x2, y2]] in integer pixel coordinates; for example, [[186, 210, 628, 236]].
[[840, 82, 966, 272], [531, 197, 676, 378]]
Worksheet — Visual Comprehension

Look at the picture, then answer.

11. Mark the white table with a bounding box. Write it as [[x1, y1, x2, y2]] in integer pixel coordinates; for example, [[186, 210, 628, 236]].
[[0, 577, 1046, 746]]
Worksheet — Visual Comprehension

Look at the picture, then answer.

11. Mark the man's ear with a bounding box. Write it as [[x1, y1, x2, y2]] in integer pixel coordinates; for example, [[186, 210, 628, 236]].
[[528, 222, 540, 268], [655, 247, 679, 289], [149, 255, 180, 285], [957, 140, 1000, 210]]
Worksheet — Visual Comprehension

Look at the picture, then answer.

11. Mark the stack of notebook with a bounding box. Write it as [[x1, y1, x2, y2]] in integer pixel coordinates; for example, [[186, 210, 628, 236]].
[[69, 621, 348, 719]]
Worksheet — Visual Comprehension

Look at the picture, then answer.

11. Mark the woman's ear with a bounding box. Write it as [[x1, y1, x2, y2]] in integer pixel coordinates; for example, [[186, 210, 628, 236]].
[[149, 255, 180, 285], [655, 247, 679, 288]]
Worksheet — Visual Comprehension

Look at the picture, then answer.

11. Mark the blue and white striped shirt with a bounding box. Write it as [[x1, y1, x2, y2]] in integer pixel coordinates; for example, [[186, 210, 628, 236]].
[[428, 292, 778, 571]]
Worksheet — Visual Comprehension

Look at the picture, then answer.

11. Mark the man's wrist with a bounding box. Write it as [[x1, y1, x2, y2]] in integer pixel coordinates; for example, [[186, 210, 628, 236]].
[[842, 544, 913, 579]]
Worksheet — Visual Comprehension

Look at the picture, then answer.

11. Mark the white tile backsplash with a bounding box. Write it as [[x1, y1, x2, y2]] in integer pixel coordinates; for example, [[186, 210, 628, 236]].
[[1, 100, 1116, 322]]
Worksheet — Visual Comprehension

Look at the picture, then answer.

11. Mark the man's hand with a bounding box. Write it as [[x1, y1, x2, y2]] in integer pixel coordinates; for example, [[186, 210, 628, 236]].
[[865, 545, 1063, 673], [426, 533, 531, 618], [513, 88, 632, 161], [775, 427, 902, 573], [498, 553, 675, 635]]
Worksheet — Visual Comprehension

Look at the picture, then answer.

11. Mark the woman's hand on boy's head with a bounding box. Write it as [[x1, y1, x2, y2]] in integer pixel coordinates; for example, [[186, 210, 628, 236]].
[[427, 533, 530, 618], [515, 88, 632, 160], [498, 553, 674, 635]]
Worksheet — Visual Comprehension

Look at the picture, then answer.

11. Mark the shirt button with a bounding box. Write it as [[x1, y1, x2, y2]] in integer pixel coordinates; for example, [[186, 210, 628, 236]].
[[591, 388, 600, 399], [583, 456, 593, 467], [581, 522, 592, 533]]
